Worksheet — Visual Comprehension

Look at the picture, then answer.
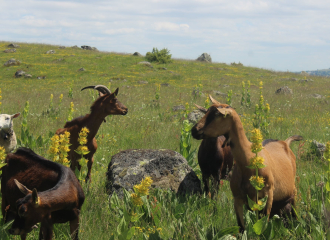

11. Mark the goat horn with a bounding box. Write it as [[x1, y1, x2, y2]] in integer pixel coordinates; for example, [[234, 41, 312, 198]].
[[81, 85, 111, 95], [209, 95, 221, 105], [14, 179, 32, 195]]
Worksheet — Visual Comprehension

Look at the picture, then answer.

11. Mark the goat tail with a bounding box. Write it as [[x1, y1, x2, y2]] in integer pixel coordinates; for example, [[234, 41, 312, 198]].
[[285, 135, 303, 146]]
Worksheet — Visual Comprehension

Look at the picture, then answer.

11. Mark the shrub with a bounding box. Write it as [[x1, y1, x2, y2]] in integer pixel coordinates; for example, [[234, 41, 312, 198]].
[[145, 48, 173, 64]]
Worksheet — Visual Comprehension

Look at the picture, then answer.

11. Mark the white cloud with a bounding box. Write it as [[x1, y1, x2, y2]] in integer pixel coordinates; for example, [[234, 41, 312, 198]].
[[0, 0, 329, 71]]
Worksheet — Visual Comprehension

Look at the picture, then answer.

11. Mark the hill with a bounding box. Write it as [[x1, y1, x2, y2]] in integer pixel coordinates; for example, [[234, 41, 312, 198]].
[[0, 41, 330, 239]]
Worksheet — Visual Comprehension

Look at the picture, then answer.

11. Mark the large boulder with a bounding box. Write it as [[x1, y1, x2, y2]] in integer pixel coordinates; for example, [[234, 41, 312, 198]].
[[196, 53, 212, 63], [106, 149, 202, 197], [81, 45, 98, 51]]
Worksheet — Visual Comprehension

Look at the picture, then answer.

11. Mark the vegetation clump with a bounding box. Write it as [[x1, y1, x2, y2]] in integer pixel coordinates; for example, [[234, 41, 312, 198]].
[[145, 48, 173, 64]]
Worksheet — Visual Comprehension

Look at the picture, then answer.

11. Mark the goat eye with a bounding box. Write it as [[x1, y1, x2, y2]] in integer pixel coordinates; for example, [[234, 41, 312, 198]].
[[5, 117, 9, 120]]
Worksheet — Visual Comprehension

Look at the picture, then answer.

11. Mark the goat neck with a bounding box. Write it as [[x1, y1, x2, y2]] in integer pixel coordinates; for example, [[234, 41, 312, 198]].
[[82, 112, 106, 140], [226, 112, 254, 172]]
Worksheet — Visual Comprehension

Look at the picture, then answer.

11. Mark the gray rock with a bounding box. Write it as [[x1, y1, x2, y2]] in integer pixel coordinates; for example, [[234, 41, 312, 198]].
[[46, 50, 55, 54], [299, 79, 314, 83], [78, 68, 86, 71], [138, 81, 148, 84], [162, 67, 167, 70], [188, 110, 205, 125], [132, 52, 142, 56], [8, 43, 20, 48], [15, 70, 25, 77], [37, 76, 46, 79], [106, 149, 201, 197], [172, 105, 185, 111], [223, 84, 230, 88], [213, 90, 227, 97], [71, 45, 79, 49], [24, 74, 32, 78], [3, 49, 16, 53], [4, 58, 20, 67], [138, 61, 152, 67], [58, 46, 66, 49], [81, 45, 98, 51], [311, 94, 323, 99], [311, 140, 326, 157], [275, 86, 293, 95], [196, 53, 212, 63], [161, 83, 170, 87]]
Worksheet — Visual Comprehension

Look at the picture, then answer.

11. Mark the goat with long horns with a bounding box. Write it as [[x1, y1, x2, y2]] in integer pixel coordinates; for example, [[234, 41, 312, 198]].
[[56, 85, 128, 182]]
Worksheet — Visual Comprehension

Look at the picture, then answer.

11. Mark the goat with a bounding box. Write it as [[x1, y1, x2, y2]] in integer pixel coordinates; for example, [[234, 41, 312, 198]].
[[0, 113, 20, 153], [1, 147, 85, 240], [56, 85, 128, 182], [191, 96, 302, 231], [194, 104, 234, 196]]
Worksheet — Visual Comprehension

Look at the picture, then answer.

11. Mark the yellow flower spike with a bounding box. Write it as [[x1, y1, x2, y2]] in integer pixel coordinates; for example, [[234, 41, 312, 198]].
[[0, 146, 7, 163], [259, 81, 263, 89], [324, 142, 330, 162], [131, 193, 143, 206]]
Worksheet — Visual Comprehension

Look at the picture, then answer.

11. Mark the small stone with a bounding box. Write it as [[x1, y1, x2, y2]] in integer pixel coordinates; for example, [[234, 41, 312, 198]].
[[188, 110, 205, 125], [311, 140, 326, 157], [138, 61, 152, 67], [161, 83, 170, 87], [162, 67, 167, 70], [24, 74, 32, 78], [15, 70, 25, 78], [213, 90, 227, 97], [37, 76, 46, 79], [8, 43, 20, 48], [3, 49, 16, 53], [78, 68, 86, 71], [311, 94, 323, 99], [71, 45, 79, 49], [275, 86, 293, 95], [132, 52, 142, 56], [46, 50, 55, 54], [172, 105, 185, 111], [4, 58, 20, 67], [81, 45, 98, 51], [58, 46, 66, 49], [138, 81, 148, 84]]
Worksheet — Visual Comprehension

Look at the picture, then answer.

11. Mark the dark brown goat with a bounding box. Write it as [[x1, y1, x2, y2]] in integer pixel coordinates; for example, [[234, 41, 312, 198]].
[[194, 104, 234, 196], [56, 85, 128, 182], [1, 147, 85, 240]]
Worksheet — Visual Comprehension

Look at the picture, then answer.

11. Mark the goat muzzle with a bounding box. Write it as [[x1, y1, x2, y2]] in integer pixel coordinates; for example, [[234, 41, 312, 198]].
[[122, 109, 128, 115], [191, 127, 204, 140]]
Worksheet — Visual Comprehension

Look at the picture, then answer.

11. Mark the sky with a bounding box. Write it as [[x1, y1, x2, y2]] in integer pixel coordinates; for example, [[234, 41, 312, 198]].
[[1, 0, 330, 72]]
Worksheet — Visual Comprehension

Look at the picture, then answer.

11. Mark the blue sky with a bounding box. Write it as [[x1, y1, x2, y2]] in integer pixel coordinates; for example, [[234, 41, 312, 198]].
[[1, 0, 329, 72]]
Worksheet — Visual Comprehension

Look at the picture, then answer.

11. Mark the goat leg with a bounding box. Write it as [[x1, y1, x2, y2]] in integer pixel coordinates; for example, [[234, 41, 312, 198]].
[[234, 198, 245, 232]]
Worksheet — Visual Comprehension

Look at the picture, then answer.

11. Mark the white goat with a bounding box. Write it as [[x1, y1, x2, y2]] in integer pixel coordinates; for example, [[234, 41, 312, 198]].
[[0, 113, 20, 153]]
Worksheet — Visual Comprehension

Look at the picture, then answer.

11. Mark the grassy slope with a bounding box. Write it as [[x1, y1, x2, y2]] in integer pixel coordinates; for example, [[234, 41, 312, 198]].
[[0, 42, 329, 239]]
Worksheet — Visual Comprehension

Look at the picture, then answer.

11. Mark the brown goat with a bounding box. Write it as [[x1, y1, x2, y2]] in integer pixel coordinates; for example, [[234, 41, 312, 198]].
[[191, 96, 302, 230], [56, 85, 128, 182], [1, 147, 85, 240], [194, 104, 234, 196]]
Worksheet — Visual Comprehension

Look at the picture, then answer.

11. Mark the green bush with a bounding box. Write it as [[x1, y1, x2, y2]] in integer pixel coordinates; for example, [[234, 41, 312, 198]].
[[145, 48, 173, 64]]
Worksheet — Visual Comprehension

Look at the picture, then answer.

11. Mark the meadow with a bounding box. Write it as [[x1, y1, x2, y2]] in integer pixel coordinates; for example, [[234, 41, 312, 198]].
[[0, 41, 329, 239]]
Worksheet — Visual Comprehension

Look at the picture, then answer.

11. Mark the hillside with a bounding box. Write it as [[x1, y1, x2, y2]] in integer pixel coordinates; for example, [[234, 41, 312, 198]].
[[305, 68, 330, 77], [0, 41, 330, 239]]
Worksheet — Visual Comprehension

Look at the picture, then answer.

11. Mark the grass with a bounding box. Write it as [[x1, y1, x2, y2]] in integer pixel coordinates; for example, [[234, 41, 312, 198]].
[[0, 41, 330, 239]]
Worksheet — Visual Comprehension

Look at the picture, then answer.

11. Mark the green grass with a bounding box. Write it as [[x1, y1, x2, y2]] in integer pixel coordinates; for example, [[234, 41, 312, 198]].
[[0, 41, 330, 239]]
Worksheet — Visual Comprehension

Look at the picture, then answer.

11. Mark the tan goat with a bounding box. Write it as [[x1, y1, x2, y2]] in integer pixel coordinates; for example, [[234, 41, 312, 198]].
[[191, 96, 302, 230]]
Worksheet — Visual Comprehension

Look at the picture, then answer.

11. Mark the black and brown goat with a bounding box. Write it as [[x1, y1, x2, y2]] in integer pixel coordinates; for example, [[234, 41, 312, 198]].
[[194, 104, 234, 196], [191, 96, 302, 231], [1, 147, 85, 240], [56, 85, 128, 182]]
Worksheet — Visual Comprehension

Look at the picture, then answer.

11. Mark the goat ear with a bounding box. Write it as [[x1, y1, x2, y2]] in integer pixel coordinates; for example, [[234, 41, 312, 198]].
[[11, 113, 20, 119], [194, 104, 207, 114], [113, 88, 119, 97], [209, 95, 221, 105], [99, 92, 105, 97], [217, 108, 232, 116], [32, 189, 40, 206], [14, 179, 32, 195]]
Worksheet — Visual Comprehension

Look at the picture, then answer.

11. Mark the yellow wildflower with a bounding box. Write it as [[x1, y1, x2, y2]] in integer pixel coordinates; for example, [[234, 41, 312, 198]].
[[250, 129, 263, 153], [250, 175, 265, 189], [131, 193, 143, 206], [249, 156, 265, 169], [134, 176, 153, 196], [259, 81, 263, 89], [324, 141, 330, 162], [0, 146, 6, 163]]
